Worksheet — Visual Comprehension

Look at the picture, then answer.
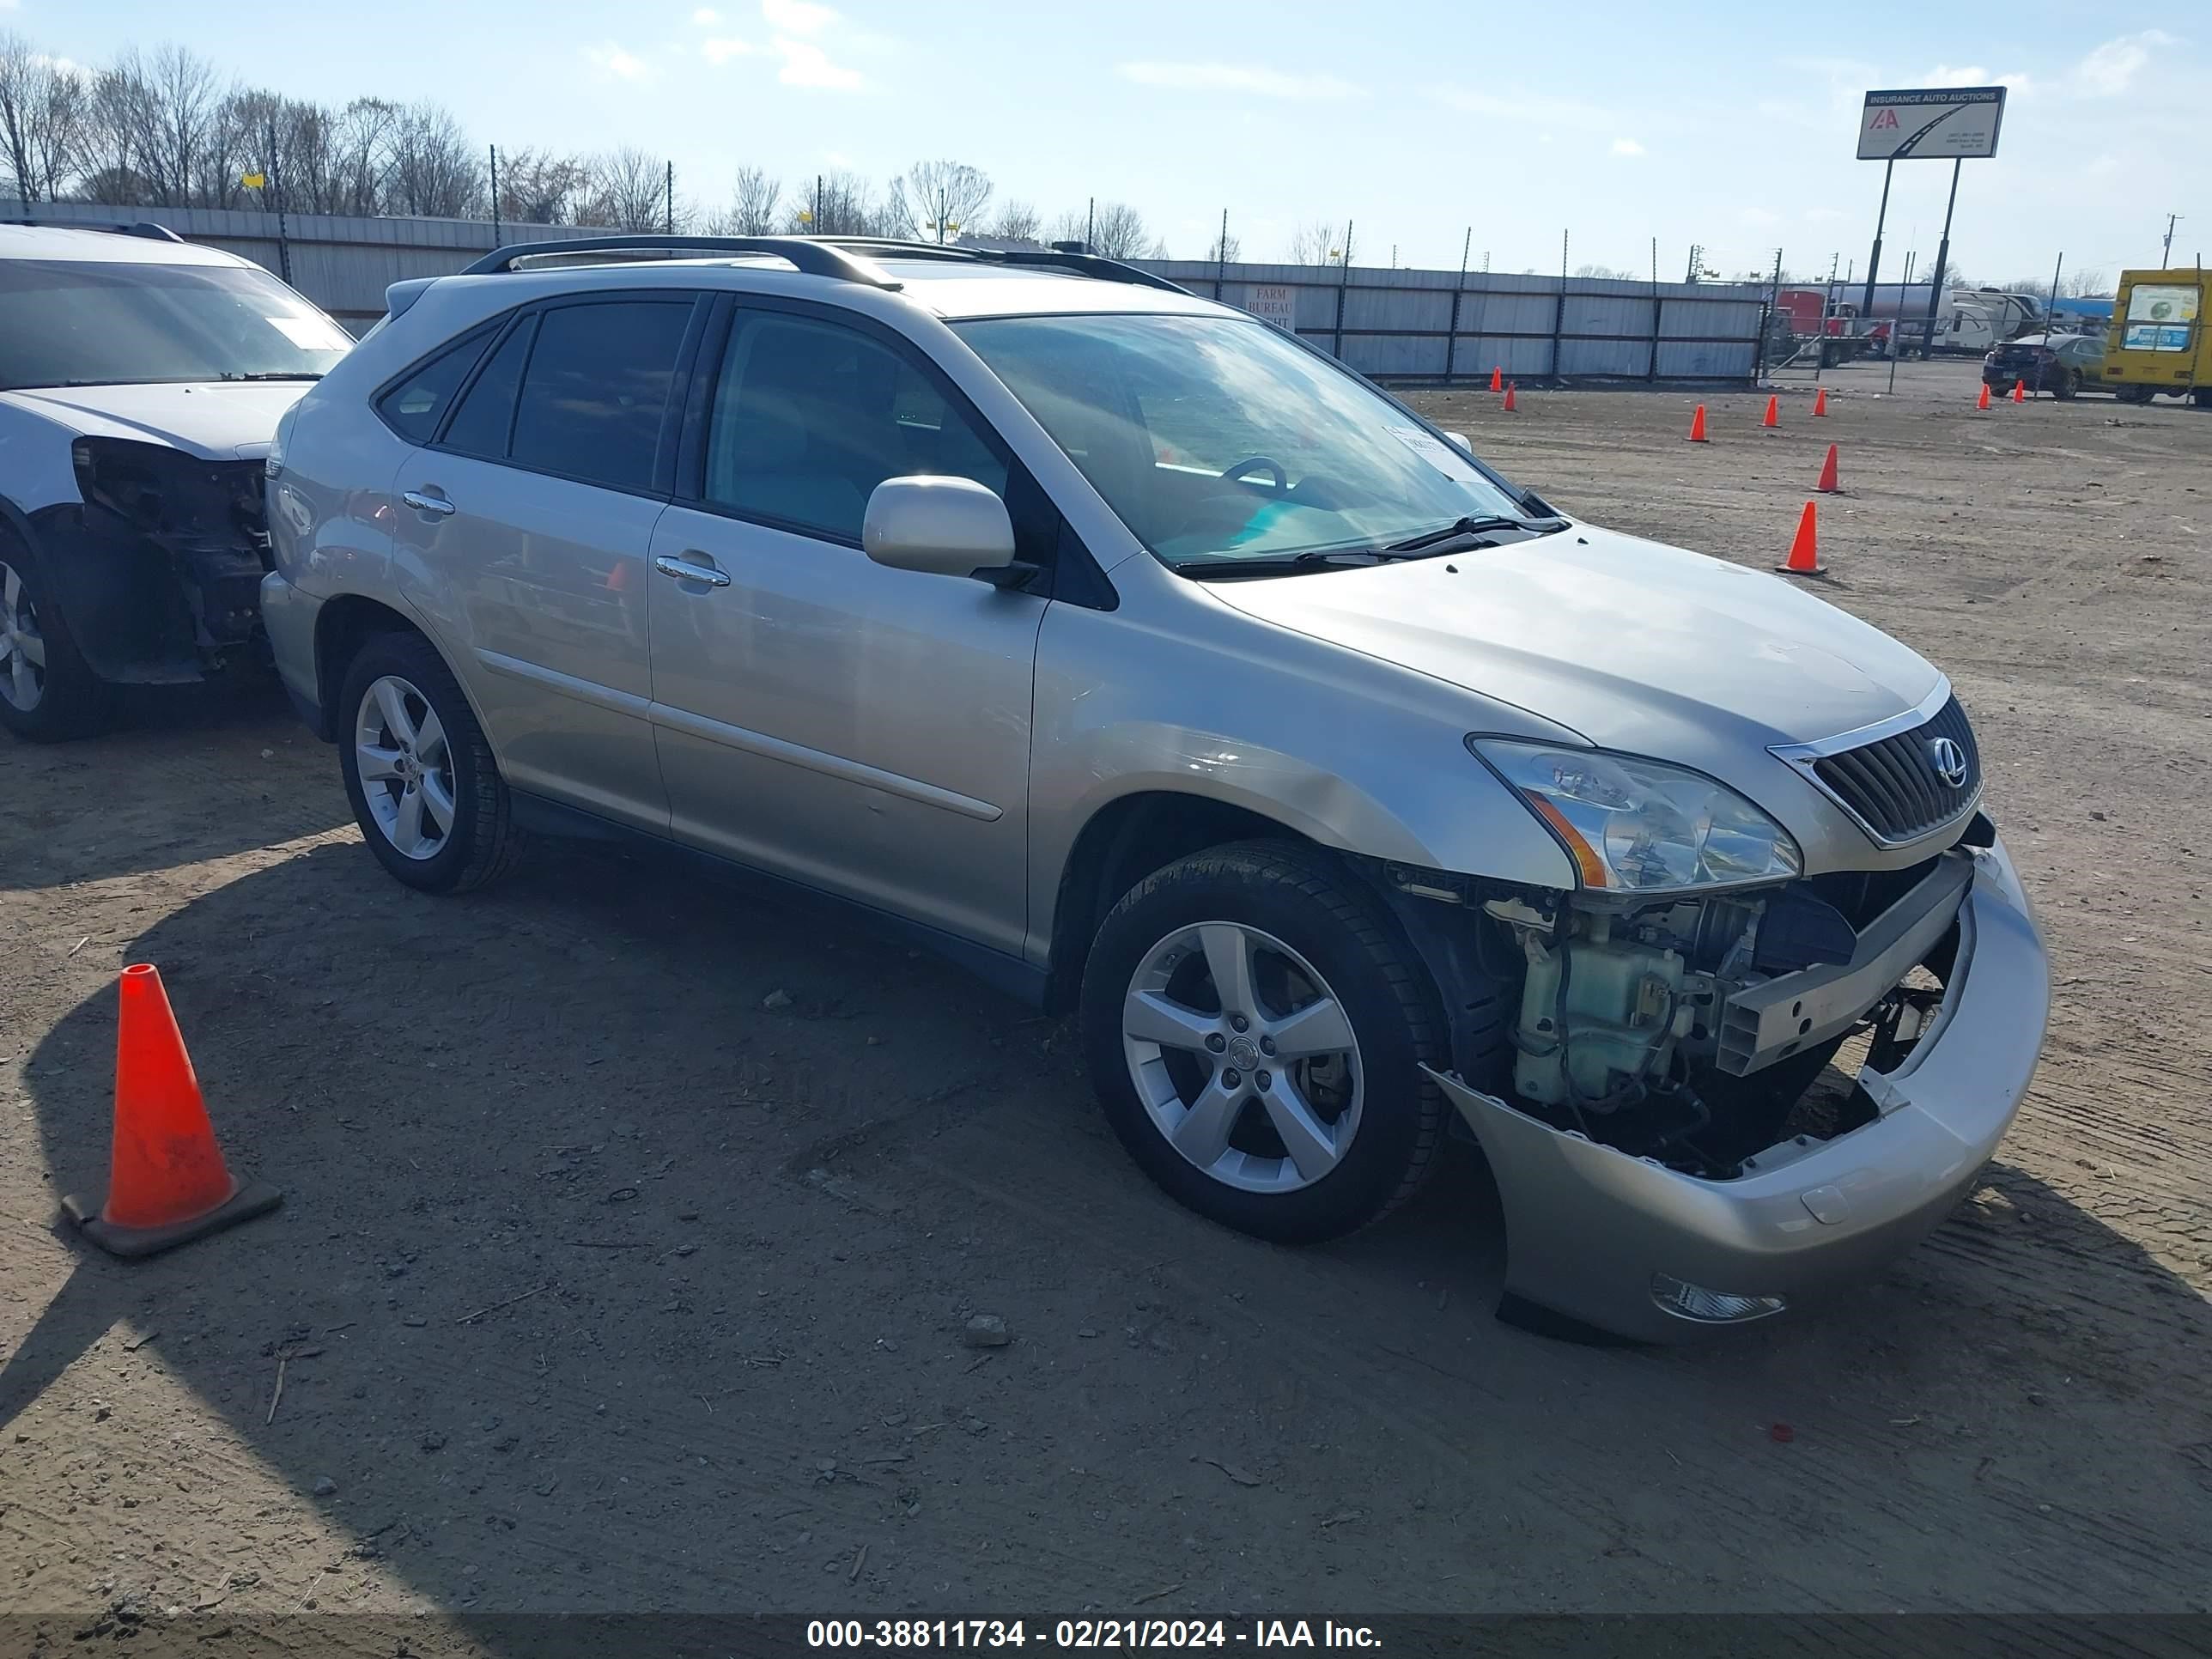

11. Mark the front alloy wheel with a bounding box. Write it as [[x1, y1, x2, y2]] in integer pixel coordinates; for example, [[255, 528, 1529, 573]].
[[1122, 921, 1363, 1193], [0, 550, 107, 741], [1082, 841, 1483, 1243]]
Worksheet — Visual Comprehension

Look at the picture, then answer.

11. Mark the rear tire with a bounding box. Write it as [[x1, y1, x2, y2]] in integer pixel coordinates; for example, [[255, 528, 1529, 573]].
[[0, 538, 110, 743], [2053, 368, 2081, 400], [1079, 840, 1470, 1243], [337, 630, 525, 894]]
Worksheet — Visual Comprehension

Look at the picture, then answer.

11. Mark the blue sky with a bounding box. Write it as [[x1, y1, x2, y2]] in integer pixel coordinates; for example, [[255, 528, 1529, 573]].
[[24, 0, 2206, 287]]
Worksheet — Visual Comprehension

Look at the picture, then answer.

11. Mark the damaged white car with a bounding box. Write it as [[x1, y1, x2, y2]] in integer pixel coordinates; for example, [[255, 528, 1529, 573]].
[[260, 237, 2049, 1341], [0, 222, 350, 740]]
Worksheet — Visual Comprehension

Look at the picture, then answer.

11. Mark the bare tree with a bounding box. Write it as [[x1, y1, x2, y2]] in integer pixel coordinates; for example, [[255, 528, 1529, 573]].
[[2062, 268, 2111, 298], [0, 32, 86, 204], [125, 46, 231, 204], [386, 101, 480, 217], [785, 170, 893, 236], [893, 159, 991, 243], [1284, 220, 1348, 266], [1043, 206, 1090, 249], [989, 199, 1040, 242], [1573, 263, 1631, 280], [580, 146, 668, 230], [76, 56, 156, 204], [705, 165, 780, 235], [1205, 224, 1240, 263], [1077, 201, 1152, 259], [495, 146, 589, 226]]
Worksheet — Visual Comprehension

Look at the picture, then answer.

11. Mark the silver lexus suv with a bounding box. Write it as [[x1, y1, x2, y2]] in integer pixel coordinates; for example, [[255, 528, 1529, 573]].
[[263, 235, 2049, 1341]]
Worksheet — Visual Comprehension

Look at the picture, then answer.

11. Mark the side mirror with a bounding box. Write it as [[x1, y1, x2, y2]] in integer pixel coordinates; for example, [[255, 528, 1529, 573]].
[[863, 476, 1017, 577], [1443, 430, 1474, 455]]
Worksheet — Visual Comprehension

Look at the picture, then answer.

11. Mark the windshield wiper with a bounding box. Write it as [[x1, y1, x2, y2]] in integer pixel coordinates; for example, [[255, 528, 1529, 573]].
[[1384, 514, 1568, 554], [217, 372, 324, 381], [1167, 550, 1395, 579]]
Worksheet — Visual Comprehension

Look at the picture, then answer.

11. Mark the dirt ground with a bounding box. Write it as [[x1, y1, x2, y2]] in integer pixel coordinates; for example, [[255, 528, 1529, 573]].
[[3, 358, 2208, 1646]]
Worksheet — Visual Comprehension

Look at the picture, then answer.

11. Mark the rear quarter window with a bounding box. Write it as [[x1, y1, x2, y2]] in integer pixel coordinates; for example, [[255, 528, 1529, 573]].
[[374, 326, 495, 443]]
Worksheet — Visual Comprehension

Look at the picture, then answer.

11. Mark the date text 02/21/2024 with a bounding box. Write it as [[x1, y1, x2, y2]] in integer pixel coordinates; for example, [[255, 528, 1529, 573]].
[[805, 1620, 1383, 1649]]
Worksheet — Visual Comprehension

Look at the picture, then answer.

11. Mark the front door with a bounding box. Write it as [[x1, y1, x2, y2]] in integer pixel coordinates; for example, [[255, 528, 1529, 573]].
[[645, 302, 1045, 956]]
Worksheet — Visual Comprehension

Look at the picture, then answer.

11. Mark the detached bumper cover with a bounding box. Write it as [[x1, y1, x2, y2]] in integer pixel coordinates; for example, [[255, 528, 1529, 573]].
[[1429, 837, 2048, 1342]]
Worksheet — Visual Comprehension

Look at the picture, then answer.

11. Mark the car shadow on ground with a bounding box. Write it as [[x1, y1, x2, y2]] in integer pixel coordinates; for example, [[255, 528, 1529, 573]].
[[8, 836, 2211, 1628], [0, 678, 348, 891]]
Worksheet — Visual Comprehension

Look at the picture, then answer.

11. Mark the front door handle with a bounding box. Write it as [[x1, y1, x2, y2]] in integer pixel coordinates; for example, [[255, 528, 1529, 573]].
[[653, 552, 731, 587], [401, 489, 456, 517]]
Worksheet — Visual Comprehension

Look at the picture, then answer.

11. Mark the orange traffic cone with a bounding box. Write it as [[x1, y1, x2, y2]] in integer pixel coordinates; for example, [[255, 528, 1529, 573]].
[[1777, 501, 1826, 575], [2011, 380, 2026, 404], [1813, 388, 1829, 416], [1489, 366, 1504, 392], [1503, 381, 1518, 412], [1977, 383, 1992, 410], [1814, 442, 1840, 494], [1762, 394, 1781, 429], [1687, 404, 1709, 442], [62, 964, 281, 1258]]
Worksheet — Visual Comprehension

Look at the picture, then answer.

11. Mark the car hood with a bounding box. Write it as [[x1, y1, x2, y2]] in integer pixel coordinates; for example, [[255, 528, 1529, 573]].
[[0, 381, 310, 460], [1203, 522, 1942, 761]]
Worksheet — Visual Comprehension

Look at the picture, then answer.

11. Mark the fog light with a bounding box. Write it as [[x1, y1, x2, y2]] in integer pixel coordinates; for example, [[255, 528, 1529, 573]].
[[1650, 1273, 1788, 1324]]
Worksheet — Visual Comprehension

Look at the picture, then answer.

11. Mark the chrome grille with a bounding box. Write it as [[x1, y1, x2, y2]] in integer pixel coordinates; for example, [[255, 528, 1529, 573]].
[[1808, 694, 1980, 845]]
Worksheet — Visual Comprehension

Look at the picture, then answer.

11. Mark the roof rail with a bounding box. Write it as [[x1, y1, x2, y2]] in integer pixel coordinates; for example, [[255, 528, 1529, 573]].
[[816, 237, 1190, 295], [0, 219, 186, 244], [459, 234, 901, 289]]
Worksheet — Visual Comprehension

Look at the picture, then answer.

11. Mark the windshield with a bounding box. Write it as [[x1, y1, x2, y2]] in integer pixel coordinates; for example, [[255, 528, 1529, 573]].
[[0, 259, 352, 392], [955, 313, 1536, 567]]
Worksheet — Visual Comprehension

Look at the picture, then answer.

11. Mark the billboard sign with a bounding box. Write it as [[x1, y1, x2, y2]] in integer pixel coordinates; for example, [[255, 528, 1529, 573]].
[[1858, 88, 2006, 161]]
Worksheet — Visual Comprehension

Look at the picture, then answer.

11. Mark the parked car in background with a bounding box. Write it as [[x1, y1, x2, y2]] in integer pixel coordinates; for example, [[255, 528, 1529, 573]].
[[0, 222, 352, 740], [262, 234, 2048, 1342], [1984, 332, 2106, 399]]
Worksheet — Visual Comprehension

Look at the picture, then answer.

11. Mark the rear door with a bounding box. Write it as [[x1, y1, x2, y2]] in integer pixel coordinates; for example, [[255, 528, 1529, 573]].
[[387, 294, 705, 832], [642, 298, 1049, 956]]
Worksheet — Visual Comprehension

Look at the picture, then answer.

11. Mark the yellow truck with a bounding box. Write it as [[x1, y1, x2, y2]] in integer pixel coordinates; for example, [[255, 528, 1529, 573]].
[[2102, 268, 2209, 406]]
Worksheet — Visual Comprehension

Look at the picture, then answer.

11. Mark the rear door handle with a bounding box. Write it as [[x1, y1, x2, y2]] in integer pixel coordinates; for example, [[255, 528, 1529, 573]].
[[653, 552, 731, 588], [402, 489, 456, 517]]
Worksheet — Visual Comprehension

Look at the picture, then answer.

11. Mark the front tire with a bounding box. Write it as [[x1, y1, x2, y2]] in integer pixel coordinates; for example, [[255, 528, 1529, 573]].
[[0, 542, 110, 742], [337, 630, 524, 894], [1079, 841, 1455, 1243]]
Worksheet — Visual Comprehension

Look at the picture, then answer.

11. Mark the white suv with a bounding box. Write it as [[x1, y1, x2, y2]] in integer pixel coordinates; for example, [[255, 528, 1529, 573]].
[[261, 235, 2048, 1341], [0, 222, 351, 739]]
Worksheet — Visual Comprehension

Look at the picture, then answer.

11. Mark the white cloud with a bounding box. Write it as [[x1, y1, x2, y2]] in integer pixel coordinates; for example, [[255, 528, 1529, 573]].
[[762, 0, 837, 33], [1119, 61, 1364, 100], [1431, 86, 1606, 125], [702, 36, 752, 64], [775, 37, 860, 89], [586, 43, 650, 82], [1923, 63, 1989, 86], [2077, 31, 2175, 96], [1738, 206, 1783, 228], [1802, 207, 1845, 223], [692, 5, 720, 21], [1610, 137, 1644, 156]]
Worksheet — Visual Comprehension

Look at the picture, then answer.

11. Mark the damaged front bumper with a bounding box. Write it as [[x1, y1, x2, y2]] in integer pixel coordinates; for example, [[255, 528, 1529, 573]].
[[1428, 835, 2048, 1342]]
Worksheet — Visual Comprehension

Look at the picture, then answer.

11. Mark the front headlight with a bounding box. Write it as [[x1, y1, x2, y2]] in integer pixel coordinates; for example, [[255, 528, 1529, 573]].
[[1470, 738, 1802, 893]]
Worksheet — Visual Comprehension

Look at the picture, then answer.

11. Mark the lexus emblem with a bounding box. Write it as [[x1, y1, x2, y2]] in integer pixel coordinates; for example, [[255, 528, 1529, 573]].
[[1927, 736, 1969, 790]]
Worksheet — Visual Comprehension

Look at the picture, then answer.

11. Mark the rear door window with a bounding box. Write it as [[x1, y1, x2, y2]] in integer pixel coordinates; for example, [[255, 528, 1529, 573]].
[[507, 301, 693, 491]]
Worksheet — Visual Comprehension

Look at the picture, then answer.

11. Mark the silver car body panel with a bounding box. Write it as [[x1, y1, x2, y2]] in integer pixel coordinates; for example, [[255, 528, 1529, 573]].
[[1429, 836, 2046, 1343]]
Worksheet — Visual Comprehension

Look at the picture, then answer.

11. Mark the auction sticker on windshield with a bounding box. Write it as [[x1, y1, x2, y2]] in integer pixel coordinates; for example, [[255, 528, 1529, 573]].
[[1383, 422, 1482, 483]]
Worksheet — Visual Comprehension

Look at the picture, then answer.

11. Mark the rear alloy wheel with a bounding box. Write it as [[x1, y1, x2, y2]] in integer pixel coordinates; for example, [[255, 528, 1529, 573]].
[[337, 631, 524, 893], [2053, 368, 2081, 400], [1081, 841, 1462, 1243], [0, 550, 108, 742]]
